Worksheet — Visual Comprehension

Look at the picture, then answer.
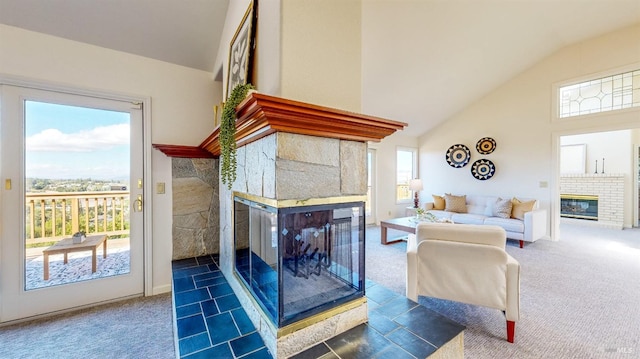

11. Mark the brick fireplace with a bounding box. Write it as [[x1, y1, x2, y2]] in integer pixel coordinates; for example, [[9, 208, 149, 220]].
[[560, 174, 624, 229]]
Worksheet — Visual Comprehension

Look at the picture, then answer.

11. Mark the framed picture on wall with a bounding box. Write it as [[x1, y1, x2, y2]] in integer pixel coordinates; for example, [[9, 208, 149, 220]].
[[560, 144, 586, 174], [226, 1, 256, 100]]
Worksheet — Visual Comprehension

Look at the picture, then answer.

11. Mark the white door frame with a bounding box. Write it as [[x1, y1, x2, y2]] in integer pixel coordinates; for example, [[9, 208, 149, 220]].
[[635, 144, 639, 227], [0, 75, 153, 320], [366, 148, 377, 225]]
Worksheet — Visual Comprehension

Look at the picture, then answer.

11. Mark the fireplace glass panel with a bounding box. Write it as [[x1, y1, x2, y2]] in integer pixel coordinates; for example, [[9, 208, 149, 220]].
[[560, 194, 598, 220], [234, 198, 279, 322], [234, 197, 365, 327]]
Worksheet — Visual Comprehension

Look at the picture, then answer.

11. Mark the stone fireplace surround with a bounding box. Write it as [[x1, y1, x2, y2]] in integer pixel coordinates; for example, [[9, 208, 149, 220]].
[[214, 93, 406, 356], [221, 132, 370, 356]]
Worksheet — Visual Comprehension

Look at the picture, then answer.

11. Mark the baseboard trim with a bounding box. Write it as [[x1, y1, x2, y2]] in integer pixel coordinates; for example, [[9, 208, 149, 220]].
[[152, 284, 172, 295], [0, 294, 142, 327]]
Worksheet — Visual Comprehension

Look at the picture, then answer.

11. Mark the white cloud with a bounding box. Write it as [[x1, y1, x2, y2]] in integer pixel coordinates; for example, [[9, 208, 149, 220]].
[[26, 124, 130, 152], [27, 162, 129, 180]]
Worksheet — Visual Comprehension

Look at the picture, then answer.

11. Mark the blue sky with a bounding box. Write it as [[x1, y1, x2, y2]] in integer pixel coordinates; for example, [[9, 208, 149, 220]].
[[25, 101, 130, 181]]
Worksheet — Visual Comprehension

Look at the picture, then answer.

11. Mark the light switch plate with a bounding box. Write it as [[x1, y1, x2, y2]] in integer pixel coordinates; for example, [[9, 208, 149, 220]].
[[157, 182, 165, 194]]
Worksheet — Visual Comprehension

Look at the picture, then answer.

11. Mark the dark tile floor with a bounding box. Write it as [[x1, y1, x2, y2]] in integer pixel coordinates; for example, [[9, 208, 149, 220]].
[[172, 255, 464, 359]]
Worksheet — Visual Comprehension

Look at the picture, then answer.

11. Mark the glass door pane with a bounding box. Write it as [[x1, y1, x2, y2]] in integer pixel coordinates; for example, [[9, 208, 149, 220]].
[[24, 101, 131, 290]]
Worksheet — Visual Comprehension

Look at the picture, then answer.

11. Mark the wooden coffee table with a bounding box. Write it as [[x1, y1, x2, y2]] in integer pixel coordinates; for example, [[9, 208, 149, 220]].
[[380, 217, 420, 244], [42, 234, 108, 280]]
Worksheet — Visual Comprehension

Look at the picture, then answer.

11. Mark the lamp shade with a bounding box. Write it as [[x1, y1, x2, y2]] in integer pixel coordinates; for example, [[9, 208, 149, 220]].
[[409, 179, 423, 191]]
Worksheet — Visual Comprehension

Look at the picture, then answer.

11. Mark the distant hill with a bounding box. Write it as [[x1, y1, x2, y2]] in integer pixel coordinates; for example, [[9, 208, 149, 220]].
[[26, 178, 129, 193]]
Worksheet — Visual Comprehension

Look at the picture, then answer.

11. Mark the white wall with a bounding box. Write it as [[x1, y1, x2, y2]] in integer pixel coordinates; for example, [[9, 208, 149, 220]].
[[281, 0, 362, 112], [417, 24, 640, 236], [561, 130, 632, 175], [360, 3, 420, 223], [254, 0, 282, 96], [0, 24, 219, 294]]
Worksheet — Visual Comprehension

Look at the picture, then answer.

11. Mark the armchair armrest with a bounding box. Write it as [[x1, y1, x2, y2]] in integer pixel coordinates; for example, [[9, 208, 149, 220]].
[[523, 209, 547, 241], [505, 254, 520, 322], [406, 234, 419, 301]]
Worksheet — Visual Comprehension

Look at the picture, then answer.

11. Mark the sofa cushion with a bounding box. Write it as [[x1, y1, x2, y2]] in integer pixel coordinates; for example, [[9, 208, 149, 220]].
[[427, 210, 453, 220], [493, 198, 513, 219], [445, 194, 467, 213], [466, 195, 494, 216], [484, 217, 525, 233], [432, 195, 445, 210], [511, 198, 536, 220], [451, 213, 487, 225]]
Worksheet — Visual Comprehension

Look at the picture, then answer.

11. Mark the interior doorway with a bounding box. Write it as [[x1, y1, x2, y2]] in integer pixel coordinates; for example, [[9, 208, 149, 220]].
[[557, 128, 640, 234]]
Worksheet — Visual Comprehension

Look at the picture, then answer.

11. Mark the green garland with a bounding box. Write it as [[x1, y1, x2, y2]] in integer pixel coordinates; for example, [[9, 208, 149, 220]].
[[220, 83, 255, 189]]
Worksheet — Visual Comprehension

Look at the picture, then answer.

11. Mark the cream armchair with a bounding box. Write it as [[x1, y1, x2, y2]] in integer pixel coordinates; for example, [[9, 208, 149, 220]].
[[406, 223, 520, 343]]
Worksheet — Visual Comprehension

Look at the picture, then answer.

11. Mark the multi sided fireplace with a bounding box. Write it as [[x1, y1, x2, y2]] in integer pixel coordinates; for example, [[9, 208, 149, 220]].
[[154, 92, 407, 356], [204, 92, 405, 356], [560, 194, 598, 220], [233, 195, 365, 327]]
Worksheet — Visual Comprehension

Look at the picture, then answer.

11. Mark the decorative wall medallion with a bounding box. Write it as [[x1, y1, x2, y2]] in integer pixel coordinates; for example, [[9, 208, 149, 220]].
[[446, 144, 471, 168], [471, 159, 495, 180], [476, 137, 496, 154]]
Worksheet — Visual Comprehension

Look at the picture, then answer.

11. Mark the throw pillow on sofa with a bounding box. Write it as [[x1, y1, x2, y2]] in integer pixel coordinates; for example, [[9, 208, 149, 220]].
[[445, 194, 467, 213], [432, 195, 446, 210], [493, 197, 513, 219], [511, 197, 535, 220]]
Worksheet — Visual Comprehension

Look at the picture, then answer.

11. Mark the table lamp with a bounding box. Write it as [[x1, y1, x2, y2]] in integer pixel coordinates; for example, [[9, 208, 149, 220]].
[[409, 179, 423, 208]]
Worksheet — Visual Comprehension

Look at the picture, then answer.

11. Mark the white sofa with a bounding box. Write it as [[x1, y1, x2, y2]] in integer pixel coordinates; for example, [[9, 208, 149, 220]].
[[424, 194, 546, 248], [406, 223, 520, 342]]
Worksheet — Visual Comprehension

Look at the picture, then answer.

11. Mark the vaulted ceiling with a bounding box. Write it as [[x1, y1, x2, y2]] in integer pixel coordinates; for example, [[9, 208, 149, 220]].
[[0, 0, 230, 71], [361, 1, 640, 134], [1, 0, 639, 134]]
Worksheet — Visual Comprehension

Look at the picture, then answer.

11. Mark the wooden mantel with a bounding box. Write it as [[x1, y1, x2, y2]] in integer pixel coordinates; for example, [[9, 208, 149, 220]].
[[153, 92, 407, 158]]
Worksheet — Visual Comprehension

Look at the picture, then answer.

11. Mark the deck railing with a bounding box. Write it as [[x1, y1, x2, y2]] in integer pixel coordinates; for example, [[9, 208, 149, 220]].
[[25, 191, 130, 246]]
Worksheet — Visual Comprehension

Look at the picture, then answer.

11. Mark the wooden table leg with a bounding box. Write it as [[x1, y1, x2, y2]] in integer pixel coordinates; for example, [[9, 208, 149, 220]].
[[92, 248, 97, 273], [103, 238, 107, 259], [380, 223, 407, 245], [63, 253, 68, 264], [43, 253, 49, 280], [381, 225, 388, 245]]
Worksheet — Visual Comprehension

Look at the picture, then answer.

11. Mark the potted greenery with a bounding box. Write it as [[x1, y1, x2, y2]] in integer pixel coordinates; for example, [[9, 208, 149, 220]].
[[220, 83, 255, 189]]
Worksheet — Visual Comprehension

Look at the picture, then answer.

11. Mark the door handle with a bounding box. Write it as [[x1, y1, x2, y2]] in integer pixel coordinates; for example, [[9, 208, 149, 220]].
[[134, 195, 143, 212]]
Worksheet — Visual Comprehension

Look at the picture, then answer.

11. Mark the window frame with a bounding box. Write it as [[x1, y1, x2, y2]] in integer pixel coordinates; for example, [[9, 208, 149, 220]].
[[552, 63, 640, 123], [396, 146, 417, 205]]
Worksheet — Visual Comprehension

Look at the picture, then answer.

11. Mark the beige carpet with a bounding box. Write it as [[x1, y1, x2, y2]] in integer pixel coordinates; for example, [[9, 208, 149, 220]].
[[0, 294, 174, 359]]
